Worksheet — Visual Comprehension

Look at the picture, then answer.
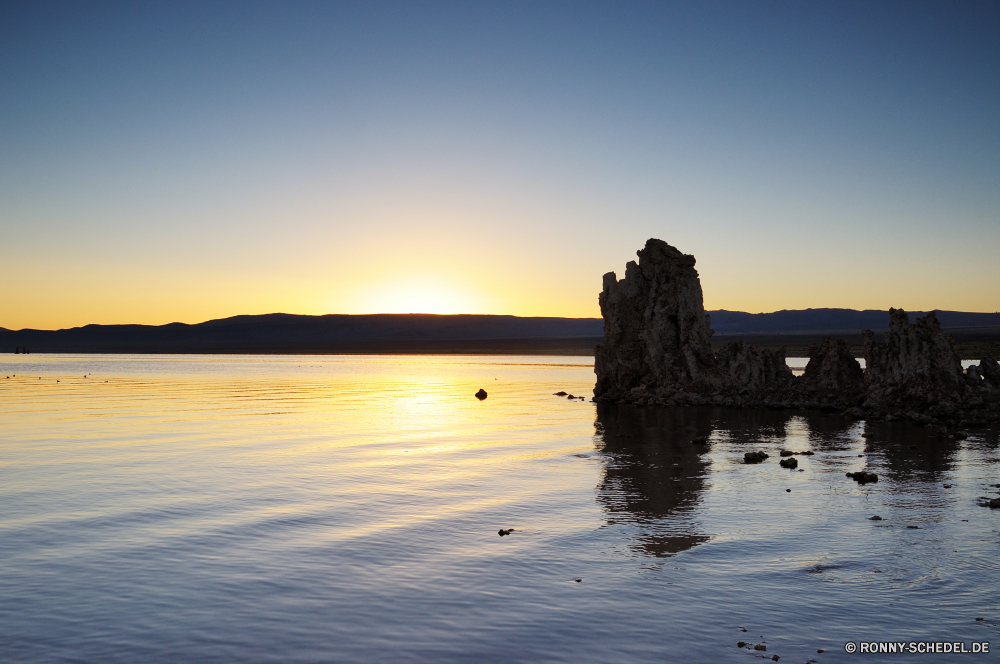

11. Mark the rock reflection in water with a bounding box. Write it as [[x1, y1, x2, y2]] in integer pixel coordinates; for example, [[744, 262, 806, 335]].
[[863, 420, 962, 483], [594, 403, 711, 557]]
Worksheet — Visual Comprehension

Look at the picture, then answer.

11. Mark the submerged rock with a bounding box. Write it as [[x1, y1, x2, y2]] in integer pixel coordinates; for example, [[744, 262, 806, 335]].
[[847, 471, 878, 484]]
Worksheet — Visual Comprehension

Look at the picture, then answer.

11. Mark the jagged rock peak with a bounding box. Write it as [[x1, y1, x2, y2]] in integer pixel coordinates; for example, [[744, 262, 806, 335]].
[[863, 309, 964, 390], [715, 340, 793, 394], [594, 239, 716, 399], [801, 337, 864, 393]]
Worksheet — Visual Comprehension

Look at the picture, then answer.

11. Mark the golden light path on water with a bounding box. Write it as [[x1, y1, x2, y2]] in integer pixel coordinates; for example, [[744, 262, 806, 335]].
[[1, 354, 999, 663]]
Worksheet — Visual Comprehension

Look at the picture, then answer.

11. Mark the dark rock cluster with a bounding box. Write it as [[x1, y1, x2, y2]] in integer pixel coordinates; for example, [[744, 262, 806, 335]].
[[594, 239, 999, 424]]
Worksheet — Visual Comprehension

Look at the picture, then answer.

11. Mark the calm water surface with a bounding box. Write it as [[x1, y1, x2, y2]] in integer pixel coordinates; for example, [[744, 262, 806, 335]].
[[1, 355, 998, 663]]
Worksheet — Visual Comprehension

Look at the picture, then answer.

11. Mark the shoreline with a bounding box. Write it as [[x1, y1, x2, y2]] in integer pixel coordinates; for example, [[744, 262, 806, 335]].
[[5, 330, 999, 358]]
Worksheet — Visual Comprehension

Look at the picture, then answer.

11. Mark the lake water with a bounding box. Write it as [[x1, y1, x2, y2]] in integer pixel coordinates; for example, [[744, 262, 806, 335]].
[[1, 355, 998, 663]]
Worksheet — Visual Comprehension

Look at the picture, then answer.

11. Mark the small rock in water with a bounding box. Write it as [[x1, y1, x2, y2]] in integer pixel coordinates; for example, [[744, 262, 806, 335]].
[[497, 528, 515, 536], [566, 394, 575, 399], [989, 498, 1000, 509], [817, 649, 825, 654], [786, 489, 791, 492], [772, 656, 779, 662], [744, 451, 769, 464], [553, 391, 568, 396], [737, 642, 747, 648], [779, 450, 794, 457], [801, 450, 815, 455], [691, 435, 709, 445], [846, 471, 878, 484], [754, 644, 767, 651], [574, 578, 582, 583], [475, 389, 488, 400], [779, 457, 798, 469], [906, 525, 920, 529], [869, 515, 883, 521], [976, 617, 984, 621]]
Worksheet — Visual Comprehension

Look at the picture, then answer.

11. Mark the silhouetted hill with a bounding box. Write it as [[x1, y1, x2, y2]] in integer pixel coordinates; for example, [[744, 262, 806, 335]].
[[3, 309, 999, 355], [0, 314, 604, 354], [709, 308, 1000, 335]]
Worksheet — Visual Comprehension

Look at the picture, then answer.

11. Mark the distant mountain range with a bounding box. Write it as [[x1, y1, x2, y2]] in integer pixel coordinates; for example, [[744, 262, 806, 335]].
[[709, 309, 1000, 336], [0, 314, 604, 354], [2, 309, 999, 354]]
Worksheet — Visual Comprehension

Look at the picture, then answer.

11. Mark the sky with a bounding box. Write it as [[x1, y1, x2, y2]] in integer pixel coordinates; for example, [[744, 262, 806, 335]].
[[1, 0, 998, 330]]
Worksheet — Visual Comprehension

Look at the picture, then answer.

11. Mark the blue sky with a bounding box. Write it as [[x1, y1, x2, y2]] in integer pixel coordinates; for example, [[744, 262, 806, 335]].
[[1, 1, 997, 328]]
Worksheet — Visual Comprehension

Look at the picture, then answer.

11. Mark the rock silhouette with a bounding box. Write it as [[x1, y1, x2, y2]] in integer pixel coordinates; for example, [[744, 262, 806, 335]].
[[800, 337, 864, 406], [594, 239, 717, 404], [971, 356, 1000, 389], [594, 239, 999, 423]]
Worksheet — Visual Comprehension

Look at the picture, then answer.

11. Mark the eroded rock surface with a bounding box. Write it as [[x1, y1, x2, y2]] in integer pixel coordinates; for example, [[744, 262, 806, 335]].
[[973, 357, 1000, 389], [715, 340, 793, 396], [862, 310, 968, 418], [594, 239, 717, 403], [800, 338, 864, 398]]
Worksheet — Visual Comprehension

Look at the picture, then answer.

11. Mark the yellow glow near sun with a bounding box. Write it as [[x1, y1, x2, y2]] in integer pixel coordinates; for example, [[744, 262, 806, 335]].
[[341, 276, 486, 315]]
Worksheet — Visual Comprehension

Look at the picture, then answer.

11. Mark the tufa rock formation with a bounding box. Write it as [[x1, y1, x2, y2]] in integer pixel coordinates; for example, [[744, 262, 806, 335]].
[[715, 340, 793, 396], [594, 239, 716, 403], [594, 239, 998, 423], [970, 356, 1000, 389], [862, 309, 967, 420], [800, 337, 864, 401]]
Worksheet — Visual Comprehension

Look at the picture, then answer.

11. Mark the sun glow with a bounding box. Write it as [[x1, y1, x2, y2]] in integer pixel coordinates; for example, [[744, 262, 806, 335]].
[[340, 276, 487, 315]]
